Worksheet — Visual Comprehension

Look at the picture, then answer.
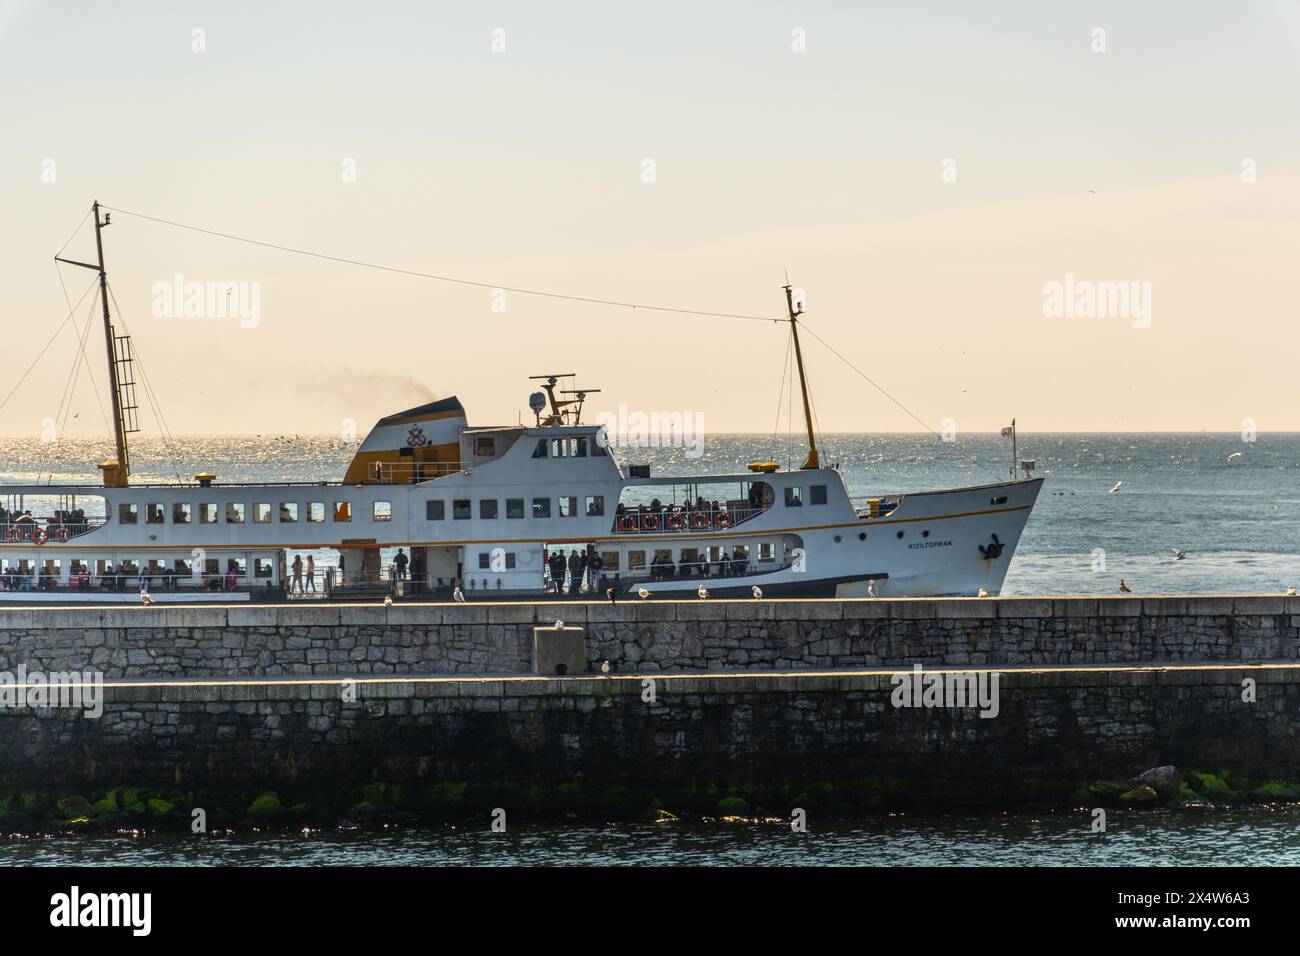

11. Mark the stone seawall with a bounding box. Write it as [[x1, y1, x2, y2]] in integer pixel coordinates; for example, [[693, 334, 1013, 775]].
[[1, 596, 1297, 679], [1, 665, 1296, 822]]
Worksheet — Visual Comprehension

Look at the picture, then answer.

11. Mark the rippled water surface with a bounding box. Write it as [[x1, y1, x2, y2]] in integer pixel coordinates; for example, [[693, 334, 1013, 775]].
[[2, 808, 1298, 866]]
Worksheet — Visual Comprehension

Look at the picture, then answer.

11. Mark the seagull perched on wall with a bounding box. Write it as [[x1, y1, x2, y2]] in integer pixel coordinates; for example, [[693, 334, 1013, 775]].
[[554, 620, 565, 630], [638, 587, 651, 600], [139, 587, 153, 607], [1119, 579, 1132, 593], [607, 587, 616, 604], [383, 595, 393, 607], [600, 660, 611, 675], [1287, 586, 1297, 597], [867, 580, 877, 598], [977, 588, 988, 598], [752, 586, 763, 600], [697, 585, 709, 600], [453, 586, 465, 603]]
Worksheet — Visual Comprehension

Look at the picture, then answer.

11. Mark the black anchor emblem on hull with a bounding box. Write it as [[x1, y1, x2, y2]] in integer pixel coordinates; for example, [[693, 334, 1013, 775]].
[[978, 533, 1005, 560]]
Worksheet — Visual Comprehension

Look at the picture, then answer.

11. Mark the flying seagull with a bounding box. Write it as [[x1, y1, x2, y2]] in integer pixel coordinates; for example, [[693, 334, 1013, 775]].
[[1108, 481, 1123, 494], [1171, 548, 1187, 560], [1227, 452, 1242, 460]]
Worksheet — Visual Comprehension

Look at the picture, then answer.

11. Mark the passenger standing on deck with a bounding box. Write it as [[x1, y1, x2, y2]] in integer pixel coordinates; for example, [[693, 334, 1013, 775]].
[[291, 554, 303, 593], [567, 550, 581, 595], [305, 553, 316, 592], [394, 548, 409, 582]]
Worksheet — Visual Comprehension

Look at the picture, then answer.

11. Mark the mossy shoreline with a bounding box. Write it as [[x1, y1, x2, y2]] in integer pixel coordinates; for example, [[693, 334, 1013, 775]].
[[2, 769, 1296, 834]]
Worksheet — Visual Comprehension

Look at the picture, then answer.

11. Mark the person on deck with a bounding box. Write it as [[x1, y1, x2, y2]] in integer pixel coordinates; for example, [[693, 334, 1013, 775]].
[[291, 554, 303, 593], [305, 554, 316, 592], [394, 549, 408, 581]]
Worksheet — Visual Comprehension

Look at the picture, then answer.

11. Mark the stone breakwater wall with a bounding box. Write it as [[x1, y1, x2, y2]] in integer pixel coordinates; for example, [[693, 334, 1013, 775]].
[[1, 666, 1296, 812], [0, 596, 1297, 679]]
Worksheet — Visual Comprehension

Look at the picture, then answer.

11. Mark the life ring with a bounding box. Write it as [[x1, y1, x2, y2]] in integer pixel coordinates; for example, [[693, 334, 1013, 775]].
[[666, 513, 686, 531], [618, 515, 638, 532], [715, 512, 730, 529], [642, 513, 661, 532], [55, 526, 71, 543], [33, 528, 48, 545], [689, 512, 710, 531]]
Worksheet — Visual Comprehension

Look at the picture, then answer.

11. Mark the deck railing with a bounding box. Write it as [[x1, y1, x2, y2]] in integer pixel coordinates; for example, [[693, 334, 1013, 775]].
[[609, 505, 767, 535]]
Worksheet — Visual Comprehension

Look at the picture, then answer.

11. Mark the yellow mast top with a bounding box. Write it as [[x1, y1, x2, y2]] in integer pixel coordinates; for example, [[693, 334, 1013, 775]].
[[784, 283, 820, 470]]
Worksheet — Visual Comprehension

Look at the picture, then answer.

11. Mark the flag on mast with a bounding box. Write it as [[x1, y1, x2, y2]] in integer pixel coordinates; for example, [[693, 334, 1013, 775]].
[[1000, 424, 1014, 438]]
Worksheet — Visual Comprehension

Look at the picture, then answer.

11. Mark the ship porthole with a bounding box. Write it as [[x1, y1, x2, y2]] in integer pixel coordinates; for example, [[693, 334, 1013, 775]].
[[896, 531, 904, 539], [858, 533, 866, 541], [922, 530, 930, 538], [834, 535, 841, 543]]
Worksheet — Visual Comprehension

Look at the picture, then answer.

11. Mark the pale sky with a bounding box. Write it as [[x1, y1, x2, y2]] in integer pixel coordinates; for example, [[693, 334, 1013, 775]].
[[3, 0, 1300, 437]]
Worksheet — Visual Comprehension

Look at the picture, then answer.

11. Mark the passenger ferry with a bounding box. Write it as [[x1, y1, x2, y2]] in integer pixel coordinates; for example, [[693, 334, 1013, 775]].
[[1, 202, 1043, 602]]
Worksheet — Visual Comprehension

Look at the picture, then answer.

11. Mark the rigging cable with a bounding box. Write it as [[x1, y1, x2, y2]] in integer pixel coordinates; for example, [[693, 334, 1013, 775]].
[[0, 274, 99, 418]]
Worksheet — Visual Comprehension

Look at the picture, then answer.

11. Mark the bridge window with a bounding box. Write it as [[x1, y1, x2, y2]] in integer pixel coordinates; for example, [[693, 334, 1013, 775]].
[[226, 503, 246, 523], [532, 498, 551, 519], [373, 501, 392, 522], [784, 487, 803, 507], [173, 502, 192, 524], [559, 496, 578, 518], [332, 502, 351, 522], [280, 502, 298, 522], [573, 438, 587, 458], [759, 542, 775, 562], [146, 503, 164, 524], [506, 498, 524, 519], [532, 440, 548, 459], [593, 439, 607, 457], [586, 495, 604, 516], [307, 502, 324, 523], [199, 503, 217, 524], [453, 499, 471, 520], [480, 499, 498, 520], [426, 500, 445, 521], [119, 503, 138, 524], [253, 503, 272, 523], [810, 485, 828, 505], [475, 436, 496, 456]]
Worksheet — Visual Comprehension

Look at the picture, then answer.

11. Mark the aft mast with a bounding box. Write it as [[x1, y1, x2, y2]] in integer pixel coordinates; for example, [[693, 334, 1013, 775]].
[[54, 200, 138, 487], [784, 282, 821, 470]]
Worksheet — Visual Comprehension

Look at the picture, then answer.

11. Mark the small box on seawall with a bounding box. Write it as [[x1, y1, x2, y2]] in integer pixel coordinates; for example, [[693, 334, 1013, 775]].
[[533, 626, 586, 676]]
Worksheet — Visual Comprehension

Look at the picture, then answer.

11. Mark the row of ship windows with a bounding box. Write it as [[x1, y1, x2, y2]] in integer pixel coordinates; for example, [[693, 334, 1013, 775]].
[[474, 542, 779, 572], [113, 485, 825, 527], [529, 438, 608, 459], [428, 496, 603, 521]]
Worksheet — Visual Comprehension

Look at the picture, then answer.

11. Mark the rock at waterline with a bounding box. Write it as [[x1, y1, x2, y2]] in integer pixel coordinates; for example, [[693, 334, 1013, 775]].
[[1133, 765, 1181, 799]]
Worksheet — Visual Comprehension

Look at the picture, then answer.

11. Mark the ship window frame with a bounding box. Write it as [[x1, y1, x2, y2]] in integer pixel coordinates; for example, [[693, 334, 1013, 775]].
[[453, 499, 471, 520], [810, 484, 828, 506], [172, 502, 192, 524], [532, 497, 551, 519], [174, 558, 192, 575], [253, 557, 274, 578], [586, 495, 604, 517], [599, 550, 619, 571], [332, 501, 351, 522], [784, 487, 803, 507], [627, 550, 646, 571], [199, 502, 218, 524], [573, 438, 587, 458], [373, 501, 393, 522], [506, 498, 524, 519], [307, 501, 325, 523], [426, 500, 445, 521], [280, 502, 299, 523], [118, 503, 138, 524], [558, 495, 578, 518], [475, 436, 496, 457], [532, 440, 548, 459], [759, 542, 775, 562], [253, 502, 272, 524], [226, 502, 246, 524], [145, 503, 165, 524], [479, 499, 498, 520]]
